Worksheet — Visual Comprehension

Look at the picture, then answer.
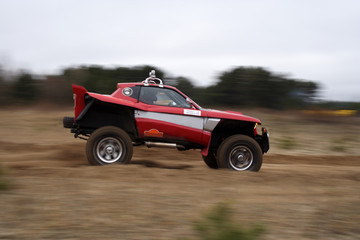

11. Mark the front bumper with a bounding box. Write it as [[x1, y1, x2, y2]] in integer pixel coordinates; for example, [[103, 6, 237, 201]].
[[261, 127, 270, 153]]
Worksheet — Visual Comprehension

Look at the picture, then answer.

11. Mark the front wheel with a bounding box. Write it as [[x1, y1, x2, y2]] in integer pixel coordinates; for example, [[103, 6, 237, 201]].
[[217, 135, 262, 171], [86, 126, 133, 166]]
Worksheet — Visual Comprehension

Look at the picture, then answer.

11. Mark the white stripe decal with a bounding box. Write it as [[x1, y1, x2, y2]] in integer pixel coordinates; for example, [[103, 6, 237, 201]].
[[184, 109, 201, 116], [135, 110, 204, 130]]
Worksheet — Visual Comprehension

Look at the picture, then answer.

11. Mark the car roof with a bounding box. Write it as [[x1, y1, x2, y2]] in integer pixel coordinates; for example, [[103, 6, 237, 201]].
[[116, 82, 179, 91]]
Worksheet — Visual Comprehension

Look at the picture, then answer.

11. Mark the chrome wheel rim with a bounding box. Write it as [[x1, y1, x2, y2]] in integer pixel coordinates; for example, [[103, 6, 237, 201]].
[[228, 145, 253, 171], [96, 137, 123, 163]]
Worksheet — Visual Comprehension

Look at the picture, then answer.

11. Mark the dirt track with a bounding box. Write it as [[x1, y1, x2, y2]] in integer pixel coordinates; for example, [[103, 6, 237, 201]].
[[0, 109, 360, 239]]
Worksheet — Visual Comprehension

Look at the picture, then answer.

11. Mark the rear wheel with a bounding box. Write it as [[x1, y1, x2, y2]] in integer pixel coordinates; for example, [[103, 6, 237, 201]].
[[202, 151, 218, 169], [217, 134, 262, 171], [86, 126, 133, 165]]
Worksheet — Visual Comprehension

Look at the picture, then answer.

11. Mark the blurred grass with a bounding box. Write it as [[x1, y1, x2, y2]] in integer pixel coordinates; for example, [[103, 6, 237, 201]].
[[0, 166, 11, 191], [329, 138, 347, 152], [277, 136, 297, 150], [187, 203, 265, 240]]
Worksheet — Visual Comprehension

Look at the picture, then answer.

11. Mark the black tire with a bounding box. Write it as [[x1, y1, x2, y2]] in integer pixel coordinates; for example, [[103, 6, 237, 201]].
[[86, 126, 133, 166], [217, 134, 262, 171], [202, 151, 219, 169], [63, 117, 74, 128]]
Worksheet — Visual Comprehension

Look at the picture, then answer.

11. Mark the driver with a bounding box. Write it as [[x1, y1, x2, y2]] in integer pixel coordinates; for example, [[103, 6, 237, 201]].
[[140, 88, 159, 105]]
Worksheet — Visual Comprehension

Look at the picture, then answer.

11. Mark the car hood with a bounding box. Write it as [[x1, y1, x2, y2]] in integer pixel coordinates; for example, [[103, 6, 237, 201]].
[[204, 109, 261, 124]]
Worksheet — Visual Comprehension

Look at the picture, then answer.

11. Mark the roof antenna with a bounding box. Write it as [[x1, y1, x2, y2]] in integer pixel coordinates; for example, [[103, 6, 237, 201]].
[[149, 70, 156, 78], [143, 69, 163, 87]]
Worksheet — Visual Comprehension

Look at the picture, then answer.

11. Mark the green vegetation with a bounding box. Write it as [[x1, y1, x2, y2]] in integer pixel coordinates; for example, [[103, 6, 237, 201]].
[[329, 138, 348, 152], [0, 65, 319, 109], [1, 64, 359, 110], [278, 136, 297, 150], [189, 203, 265, 240], [0, 166, 10, 191], [196, 67, 317, 109]]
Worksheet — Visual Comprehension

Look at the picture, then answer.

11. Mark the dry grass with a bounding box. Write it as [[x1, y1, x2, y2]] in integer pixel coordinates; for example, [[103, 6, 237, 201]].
[[0, 108, 359, 239]]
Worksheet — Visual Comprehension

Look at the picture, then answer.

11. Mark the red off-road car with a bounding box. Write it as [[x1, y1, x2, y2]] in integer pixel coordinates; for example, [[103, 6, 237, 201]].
[[63, 70, 269, 171]]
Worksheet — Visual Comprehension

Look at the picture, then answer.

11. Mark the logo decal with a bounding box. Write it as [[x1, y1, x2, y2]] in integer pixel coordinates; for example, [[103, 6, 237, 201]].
[[122, 87, 133, 96], [184, 109, 201, 116], [144, 129, 164, 138]]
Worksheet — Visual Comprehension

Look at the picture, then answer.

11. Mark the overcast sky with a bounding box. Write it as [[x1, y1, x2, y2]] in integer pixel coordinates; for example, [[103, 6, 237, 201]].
[[0, 0, 359, 101]]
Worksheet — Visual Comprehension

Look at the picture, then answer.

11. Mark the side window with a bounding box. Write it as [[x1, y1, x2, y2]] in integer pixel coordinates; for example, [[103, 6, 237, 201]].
[[139, 87, 191, 108]]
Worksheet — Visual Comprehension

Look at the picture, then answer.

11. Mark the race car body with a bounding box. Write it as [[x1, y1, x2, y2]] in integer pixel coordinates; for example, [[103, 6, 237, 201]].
[[64, 70, 269, 171]]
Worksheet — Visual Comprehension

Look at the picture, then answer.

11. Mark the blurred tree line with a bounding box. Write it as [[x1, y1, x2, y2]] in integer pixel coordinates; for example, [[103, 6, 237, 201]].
[[181, 67, 318, 109], [1, 64, 359, 110]]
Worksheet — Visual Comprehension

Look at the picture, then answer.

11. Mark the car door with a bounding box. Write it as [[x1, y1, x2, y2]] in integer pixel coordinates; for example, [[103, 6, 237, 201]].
[[134, 86, 207, 145]]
